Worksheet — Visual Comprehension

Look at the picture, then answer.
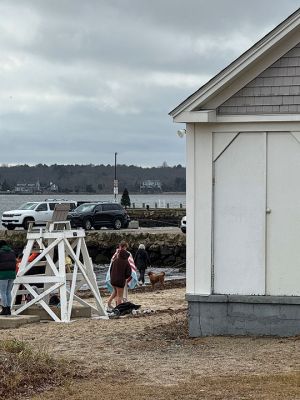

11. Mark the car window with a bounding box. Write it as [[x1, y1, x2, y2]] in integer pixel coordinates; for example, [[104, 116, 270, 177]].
[[49, 203, 56, 210], [75, 204, 96, 213], [36, 203, 48, 211], [106, 204, 122, 211], [102, 204, 112, 211], [69, 203, 76, 211], [18, 202, 39, 210]]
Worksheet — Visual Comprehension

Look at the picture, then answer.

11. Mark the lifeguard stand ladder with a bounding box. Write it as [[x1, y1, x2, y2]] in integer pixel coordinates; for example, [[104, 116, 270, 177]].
[[11, 220, 107, 322]]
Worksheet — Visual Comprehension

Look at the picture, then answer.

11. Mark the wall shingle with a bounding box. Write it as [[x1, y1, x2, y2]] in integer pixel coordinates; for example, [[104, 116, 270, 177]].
[[217, 42, 300, 115]]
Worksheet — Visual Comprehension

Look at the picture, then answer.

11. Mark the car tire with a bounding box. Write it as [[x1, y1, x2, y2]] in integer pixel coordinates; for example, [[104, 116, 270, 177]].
[[113, 218, 122, 230], [6, 225, 15, 230], [83, 218, 92, 230], [23, 218, 34, 230]]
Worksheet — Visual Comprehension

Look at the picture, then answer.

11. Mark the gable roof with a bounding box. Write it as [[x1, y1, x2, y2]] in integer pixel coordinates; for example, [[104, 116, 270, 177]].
[[170, 8, 300, 118]]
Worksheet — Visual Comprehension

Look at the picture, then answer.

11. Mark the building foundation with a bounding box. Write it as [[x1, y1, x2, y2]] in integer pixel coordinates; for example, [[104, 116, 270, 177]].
[[187, 294, 300, 337]]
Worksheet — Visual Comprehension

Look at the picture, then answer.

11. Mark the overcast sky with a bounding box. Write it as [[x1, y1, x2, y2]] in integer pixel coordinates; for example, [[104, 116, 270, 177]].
[[0, 1, 299, 166]]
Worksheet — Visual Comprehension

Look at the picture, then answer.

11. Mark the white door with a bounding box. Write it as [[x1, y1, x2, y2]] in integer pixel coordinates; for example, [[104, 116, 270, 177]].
[[213, 132, 266, 295], [266, 132, 300, 295]]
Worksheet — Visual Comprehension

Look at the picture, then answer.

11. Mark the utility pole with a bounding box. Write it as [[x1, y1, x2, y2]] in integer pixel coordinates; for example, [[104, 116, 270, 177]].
[[114, 152, 118, 202]]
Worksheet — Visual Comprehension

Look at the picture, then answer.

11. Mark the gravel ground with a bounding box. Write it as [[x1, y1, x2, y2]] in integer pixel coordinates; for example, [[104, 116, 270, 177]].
[[1, 287, 300, 399]]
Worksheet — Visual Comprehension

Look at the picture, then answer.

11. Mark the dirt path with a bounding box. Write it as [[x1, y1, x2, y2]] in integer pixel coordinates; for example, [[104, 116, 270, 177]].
[[2, 287, 300, 399]]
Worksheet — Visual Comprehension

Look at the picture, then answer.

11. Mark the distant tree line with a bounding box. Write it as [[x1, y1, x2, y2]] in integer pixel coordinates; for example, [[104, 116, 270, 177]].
[[0, 163, 186, 193]]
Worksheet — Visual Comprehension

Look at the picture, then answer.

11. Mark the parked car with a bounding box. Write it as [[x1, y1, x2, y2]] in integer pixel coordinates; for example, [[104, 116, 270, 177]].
[[180, 215, 186, 233], [1, 199, 77, 230], [68, 202, 130, 230]]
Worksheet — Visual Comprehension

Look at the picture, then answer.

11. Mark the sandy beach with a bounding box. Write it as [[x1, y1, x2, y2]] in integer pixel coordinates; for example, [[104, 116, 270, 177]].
[[1, 285, 300, 399]]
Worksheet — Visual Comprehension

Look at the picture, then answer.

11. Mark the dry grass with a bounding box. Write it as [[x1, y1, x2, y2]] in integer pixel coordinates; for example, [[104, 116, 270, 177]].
[[146, 309, 189, 340], [1, 288, 299, 400], [31, 370, 300, 400], [0, 339, 78, 399]]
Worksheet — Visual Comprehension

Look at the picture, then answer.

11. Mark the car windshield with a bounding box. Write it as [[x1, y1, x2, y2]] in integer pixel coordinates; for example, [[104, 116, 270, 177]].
[[75, 204, 96, 213], [18, 202, 39, 210]]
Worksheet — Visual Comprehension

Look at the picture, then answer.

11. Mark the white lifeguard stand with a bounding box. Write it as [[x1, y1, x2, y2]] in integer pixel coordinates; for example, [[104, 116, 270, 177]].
[[11, 205, 107, 322]]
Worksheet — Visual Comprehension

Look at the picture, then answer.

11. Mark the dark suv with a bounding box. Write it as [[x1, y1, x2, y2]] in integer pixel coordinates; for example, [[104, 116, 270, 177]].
[[68, 202, 130, 230]]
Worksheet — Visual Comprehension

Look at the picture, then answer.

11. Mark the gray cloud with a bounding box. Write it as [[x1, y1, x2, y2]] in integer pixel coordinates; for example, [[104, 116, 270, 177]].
[[0, 0, 299, 165]]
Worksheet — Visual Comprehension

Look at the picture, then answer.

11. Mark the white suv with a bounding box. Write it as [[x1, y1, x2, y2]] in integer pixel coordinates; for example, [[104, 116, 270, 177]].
[[2, 199, 77, 230]]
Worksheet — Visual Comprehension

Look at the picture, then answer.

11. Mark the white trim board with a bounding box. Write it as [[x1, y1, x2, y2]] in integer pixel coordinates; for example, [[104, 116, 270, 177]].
[[174, 112, 300, 124]]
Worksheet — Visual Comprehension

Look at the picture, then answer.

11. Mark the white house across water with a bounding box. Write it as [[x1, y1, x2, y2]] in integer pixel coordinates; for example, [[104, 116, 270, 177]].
[[170, 9, 300, 336]]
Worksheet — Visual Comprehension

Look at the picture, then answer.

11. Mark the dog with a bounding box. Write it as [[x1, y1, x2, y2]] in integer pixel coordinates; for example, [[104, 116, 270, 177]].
[[148, 271, 165, 290]]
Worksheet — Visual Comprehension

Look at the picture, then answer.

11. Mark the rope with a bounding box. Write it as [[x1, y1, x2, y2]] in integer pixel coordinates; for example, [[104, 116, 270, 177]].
[[168, 261, 186, 269]]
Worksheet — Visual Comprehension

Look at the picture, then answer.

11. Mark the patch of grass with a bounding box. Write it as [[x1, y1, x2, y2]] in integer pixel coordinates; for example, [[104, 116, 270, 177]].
[[144, 310, 189, 341], [30, 371, 300, 400], [0, 338, 28, 354], [0, 339, 77, 399]]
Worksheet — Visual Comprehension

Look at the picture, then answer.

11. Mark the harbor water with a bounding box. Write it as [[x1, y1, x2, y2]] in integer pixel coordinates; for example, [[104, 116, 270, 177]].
[[92, 264, 186, 290]]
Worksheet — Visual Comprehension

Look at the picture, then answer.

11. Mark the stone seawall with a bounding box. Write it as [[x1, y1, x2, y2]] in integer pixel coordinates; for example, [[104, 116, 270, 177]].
[[127, 208, 186, 227], [0, 229, 186, 268]]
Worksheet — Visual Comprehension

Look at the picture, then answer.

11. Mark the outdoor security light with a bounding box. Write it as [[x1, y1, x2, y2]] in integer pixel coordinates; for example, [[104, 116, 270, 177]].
[[177, 129, 186, 138]]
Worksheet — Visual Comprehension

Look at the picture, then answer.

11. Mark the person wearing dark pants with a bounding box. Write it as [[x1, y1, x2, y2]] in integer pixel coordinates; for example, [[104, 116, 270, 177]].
[[107, 241, 132, 309], [134, 244, 151, 286], [0, 240, 16, 316]]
